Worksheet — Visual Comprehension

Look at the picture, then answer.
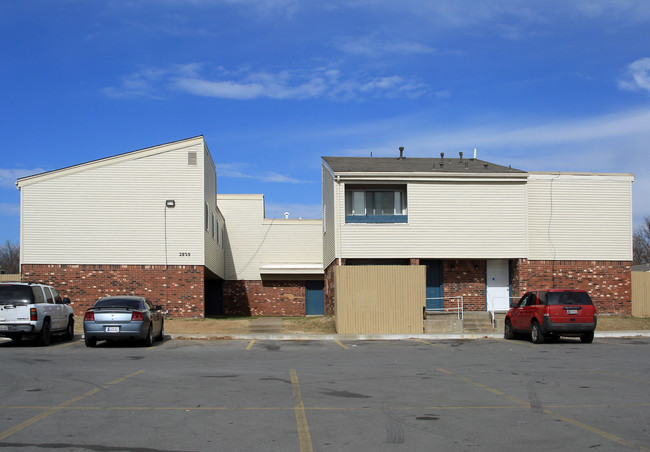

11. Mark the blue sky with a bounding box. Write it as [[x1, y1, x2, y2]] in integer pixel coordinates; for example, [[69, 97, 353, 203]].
[[1, 0, 650, 244]]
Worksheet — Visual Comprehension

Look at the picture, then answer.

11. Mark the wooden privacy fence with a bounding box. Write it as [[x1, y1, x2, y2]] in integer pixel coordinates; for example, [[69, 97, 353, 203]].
[[632, 271, 650, 317], [0, 274, 21, 282], [335, 265, 426, 334]]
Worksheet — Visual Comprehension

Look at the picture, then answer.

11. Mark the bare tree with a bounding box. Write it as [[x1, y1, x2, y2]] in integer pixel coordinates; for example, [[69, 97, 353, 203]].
[[0, 241, 20, 274], [633, 217, 650, 265]]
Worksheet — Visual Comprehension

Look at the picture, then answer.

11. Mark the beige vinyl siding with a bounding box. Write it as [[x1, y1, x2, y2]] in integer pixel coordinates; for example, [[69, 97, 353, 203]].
[[322, 165, 336, 268], [339, 180, 527, 259], [527, 173, 633, 260], [203, 145, 224, 277], [218, 194, 323, 281], [20, 142, 206, 265]]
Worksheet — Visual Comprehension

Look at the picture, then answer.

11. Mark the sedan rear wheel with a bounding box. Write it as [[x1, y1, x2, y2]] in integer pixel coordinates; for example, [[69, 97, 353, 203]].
[[143, 325, 153, 347], [530, 321, 544, 344]]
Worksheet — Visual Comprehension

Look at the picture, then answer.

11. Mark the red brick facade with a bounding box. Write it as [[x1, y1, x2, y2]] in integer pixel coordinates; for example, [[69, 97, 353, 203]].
[[21, 264, 205, 318], [222, 280, 307, 316], [324, 259, 340, 316], [442, 260, 487, 311], [512, 259, 632, 315]]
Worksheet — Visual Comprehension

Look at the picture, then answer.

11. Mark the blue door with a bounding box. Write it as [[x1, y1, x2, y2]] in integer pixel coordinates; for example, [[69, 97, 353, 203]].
[[306, 281, 325, 315], [422, 260, 443, 311]]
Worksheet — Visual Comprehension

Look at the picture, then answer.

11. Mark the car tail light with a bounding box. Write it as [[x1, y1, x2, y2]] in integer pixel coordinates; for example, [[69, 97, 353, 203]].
[[84, 311, 94, 321], [543, 305, 550, 318], [30, 308, 37, 321], [131, 311, 144, 321]]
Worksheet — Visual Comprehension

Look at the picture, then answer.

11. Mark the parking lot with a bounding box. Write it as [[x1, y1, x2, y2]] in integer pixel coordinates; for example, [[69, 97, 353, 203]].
[[1, 336, 649, 451]]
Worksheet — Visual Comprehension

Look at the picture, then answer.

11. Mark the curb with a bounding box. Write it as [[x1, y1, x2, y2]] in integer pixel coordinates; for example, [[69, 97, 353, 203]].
[[168, 330, 650, 341]]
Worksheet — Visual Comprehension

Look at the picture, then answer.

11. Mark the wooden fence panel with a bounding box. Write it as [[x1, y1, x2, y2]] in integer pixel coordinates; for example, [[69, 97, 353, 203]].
[[632, 272, 650, 317], [335, 265, 425, 334]]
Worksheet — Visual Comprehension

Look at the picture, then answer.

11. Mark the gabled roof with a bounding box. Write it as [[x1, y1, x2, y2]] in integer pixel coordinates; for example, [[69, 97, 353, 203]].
[[322, 156, 524, 174], [16, 135, 205, 188]]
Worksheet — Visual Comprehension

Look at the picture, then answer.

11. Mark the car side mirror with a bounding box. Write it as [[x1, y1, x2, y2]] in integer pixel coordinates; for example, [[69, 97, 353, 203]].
[[63, 297, 71, 304], [509, 300, 518, 308]]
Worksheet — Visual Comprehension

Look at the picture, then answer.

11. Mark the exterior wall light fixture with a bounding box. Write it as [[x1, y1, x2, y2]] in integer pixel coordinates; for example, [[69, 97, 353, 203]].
[[166, 200, 176, 208]]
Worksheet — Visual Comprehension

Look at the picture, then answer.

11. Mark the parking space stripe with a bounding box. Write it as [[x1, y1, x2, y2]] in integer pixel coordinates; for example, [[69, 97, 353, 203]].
[[414, 338, 445, 348], [334, 340, 348, 350], [0, 369, 145, 441], [246, 340, 255, 350], [290, 369, 313, 452], [438, 367, 649, 452]]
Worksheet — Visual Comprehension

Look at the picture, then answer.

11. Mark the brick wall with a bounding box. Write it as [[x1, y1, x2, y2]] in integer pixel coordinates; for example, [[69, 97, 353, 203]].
[[21, 264, 205, 318], [443, 260, 486, 311], [512, 259, 632, 315], [324, 259, 339, 316], [222, 280, 307, 316]]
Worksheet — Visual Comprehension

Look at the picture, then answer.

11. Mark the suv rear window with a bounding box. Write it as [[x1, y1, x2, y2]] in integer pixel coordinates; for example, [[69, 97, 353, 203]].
[[93, 298, 143, 310], [0, 285, 34, 305], [547, 291, 593, 306]]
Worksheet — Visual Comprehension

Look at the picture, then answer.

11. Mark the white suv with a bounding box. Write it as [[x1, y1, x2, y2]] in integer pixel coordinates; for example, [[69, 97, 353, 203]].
[[0, 283, 74, 345]]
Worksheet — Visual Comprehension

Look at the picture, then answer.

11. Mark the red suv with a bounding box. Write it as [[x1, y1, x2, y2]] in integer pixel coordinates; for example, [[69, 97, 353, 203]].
[[504, 289, 597, 344]]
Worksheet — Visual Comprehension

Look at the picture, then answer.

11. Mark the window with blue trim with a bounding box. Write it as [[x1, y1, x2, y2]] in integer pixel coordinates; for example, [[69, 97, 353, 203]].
[[345, 186, 407, 223]]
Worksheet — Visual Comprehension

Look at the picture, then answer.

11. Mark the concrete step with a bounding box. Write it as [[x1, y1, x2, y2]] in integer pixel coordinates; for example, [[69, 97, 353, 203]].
[[424, 311, 502, 334]]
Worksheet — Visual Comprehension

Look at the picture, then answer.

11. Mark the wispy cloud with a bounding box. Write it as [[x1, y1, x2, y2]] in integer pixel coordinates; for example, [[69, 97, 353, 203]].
[[619, 57, 650, 94], [0, 168, 46, 188], [0, 203, 20, 216], [104, 64, 430, 100], [336, 34, 435, 58], [216, 163, 312, 184]]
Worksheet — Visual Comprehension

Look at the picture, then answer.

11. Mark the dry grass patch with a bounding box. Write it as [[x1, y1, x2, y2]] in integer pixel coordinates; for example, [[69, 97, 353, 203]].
[[597, 315, 650, 331], [281, 316, 336, 334]]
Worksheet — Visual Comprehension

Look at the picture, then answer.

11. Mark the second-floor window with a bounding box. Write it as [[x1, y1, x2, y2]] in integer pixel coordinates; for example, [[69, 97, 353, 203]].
[[345, 186, 407, 223]]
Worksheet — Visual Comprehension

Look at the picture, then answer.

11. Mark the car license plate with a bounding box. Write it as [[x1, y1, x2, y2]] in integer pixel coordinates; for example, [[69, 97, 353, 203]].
[[567, 309, 578, 315], [105, 326, 120, 333]]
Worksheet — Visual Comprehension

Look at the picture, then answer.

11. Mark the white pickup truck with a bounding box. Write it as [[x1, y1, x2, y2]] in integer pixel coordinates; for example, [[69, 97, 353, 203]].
[[0, 282, 74, 345]]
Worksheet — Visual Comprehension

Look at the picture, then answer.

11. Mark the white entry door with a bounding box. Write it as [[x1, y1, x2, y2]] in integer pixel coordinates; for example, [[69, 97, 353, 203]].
[[486, 259, 510, 312]]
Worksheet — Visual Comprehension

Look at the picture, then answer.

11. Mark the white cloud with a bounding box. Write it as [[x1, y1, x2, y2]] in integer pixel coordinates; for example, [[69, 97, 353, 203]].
[[619, 57, 650, 94], [104, 64, 430, 100], [215, 163, 311, 184], [0, 168, 46, 188]]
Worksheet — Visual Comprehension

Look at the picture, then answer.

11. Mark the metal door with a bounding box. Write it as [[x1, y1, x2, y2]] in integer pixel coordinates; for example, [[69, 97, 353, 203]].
[[422, 260, 443, 311], [486, 259, 510, 311], [306, 281, 325, 315]]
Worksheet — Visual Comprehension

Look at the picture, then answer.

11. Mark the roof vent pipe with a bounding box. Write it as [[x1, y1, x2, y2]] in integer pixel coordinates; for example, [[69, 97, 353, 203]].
[[473, 148, 477, 159], [399, 146, 405, 159], [440, 152, 444, 158], [459, 151, 463, 160], [284, 212, 289, 219]]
